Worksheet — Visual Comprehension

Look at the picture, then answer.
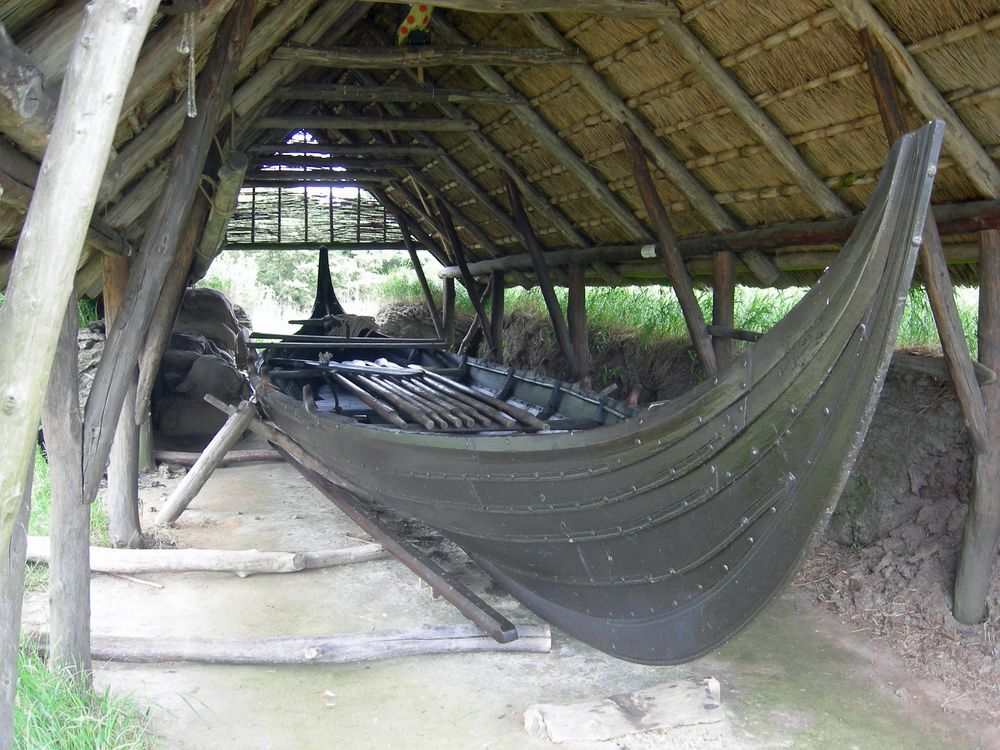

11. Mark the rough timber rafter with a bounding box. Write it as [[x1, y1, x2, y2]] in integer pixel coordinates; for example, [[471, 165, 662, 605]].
[[832, 0, 1000, 199], [652, 9, 852, 219], [270, 83, 520, 106], [254, 115, 480, 132], [377, 0, 680, 18], [520, 12, 780, 285], [432, 15, 654, 245], [272, 44, 584, 69]]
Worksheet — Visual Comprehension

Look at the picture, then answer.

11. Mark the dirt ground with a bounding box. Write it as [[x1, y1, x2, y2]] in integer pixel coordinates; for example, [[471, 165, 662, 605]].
[[21, 456, 1000, 749]]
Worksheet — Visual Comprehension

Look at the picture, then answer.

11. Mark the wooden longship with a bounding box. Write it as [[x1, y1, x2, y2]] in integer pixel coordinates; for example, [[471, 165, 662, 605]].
[[255, 123, 943, 664]]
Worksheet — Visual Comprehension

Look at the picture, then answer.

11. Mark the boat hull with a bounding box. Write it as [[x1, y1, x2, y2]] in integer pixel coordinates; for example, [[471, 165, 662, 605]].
[[258, 124, 943, 663]]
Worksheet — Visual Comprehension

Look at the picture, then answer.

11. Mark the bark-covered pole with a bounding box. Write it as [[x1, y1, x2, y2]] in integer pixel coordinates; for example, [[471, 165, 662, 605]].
[[0, 0, 158, 551], [82, 0, 259, 502], [42, 299, 91, 678], [0, 462, 32, 749]]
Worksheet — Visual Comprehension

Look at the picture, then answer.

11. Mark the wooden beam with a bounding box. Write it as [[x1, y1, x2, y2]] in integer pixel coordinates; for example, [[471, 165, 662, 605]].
[[833, 0, 1000, 199], [712, 250, 735, 366], [42, 298, 90, 678], [490, 270, 505, 362], [0, 24, 55, 159], [442, 276, 456, 348], [440, 207, 496, 353], [505, 177, 576, 373], [191, 151, 249, 280], [242, 179, 387, 189], [437, 200, 1000, 278], [271, 83, 519, 106], [623, 125, 716, 375], [82, 0, 258, 503], [272, 44, 583, 69], [653, 12, 851, 219], [376, 0, 680, 17], [252, 155, 414, 170], [955, 229, 1000, 622], [433, 15, 654, 244], [567, 263, 589, 378], [0, 461, 31, 748], [249, 142, 435, 157], [254, 115, 478, 133], [398, 216, 444, 340], [15, 0, 87, 85], [519, 12, 780, 284], [0, 0, 158, 551], [371, 186, 451, 267]]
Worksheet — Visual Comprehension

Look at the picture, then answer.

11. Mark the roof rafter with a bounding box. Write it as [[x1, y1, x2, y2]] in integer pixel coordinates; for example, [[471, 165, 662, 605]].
[[270, 83, 520, 106], [272, 43, 584, 68], [653, 7, 853, 219], [432, 15, 654, 244], [519, 12, 780, 284], [378, 0, 681, 19], [832, 0, 1000, 199], [255, 114, 479, 132]]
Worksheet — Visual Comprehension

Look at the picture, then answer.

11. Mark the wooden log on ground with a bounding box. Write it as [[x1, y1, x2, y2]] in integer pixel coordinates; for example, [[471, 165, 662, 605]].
[[155, 399, 258, 525], [154, 449, 282, 467], [30, 623, 551, 665], [0, 0, 159, 552], [271, 44, 582, 69], [102, 255, 143, 547], [0, 461, 32, 749], [955, 229, 1000, 623], [82, 0, 258, 503], [26, 537, 388, 576], [41, 299, 90, 677], [622, 124, 717, 376]]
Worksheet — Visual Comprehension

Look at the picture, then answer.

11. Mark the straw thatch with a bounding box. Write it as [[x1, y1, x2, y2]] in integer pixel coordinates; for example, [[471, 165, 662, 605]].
[[1, 0, 998, 294]]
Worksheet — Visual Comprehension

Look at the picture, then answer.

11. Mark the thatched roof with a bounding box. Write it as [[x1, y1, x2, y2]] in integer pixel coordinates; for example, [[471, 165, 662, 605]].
[[1, 0, 998, 296]]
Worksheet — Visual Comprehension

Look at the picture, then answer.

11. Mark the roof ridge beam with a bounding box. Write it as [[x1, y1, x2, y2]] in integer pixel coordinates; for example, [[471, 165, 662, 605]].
[[377, 1, 681, 19], [432, 15, 653, 244], [832, 0, 1000, 198], [652, 8, 853, 219], [272, 44, 584, 69], [519, 12, 779, 284]]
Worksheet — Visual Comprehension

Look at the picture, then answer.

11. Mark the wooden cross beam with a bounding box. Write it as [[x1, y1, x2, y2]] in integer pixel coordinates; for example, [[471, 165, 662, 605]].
[[271, 44, 584, 69], [270, 83, 520, 106], [254, 115, 479, 132], [248, 143, 436, 157], [374, 0, 681, 18], [252, 155, 415, 170]]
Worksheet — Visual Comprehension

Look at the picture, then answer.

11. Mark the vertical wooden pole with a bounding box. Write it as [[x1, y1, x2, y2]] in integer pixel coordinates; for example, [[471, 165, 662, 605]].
[[620, 124, 717, 376], [138, 415, 155, 473], [42, 298, 90, 678], [442, 277, 456, 350], [504, 177, 576, 373], [438, 207, 496, 353], [0, 0, 158, 551], [490, 270, 505, 363], [102, 257, 142, 548], [0, 460, 32, 749], [398, 218, 444, 339], [712, 250, 736, 366], [567, 264, 589, 380], [955, 229, 1000, 623]]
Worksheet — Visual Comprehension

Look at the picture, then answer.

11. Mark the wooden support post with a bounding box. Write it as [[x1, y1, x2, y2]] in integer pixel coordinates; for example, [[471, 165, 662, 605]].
[[102, 256, 142, 548], [138, 415, 156, 473], [190, 151, 250, 280], [712, 251, 736, 367], [442, 277, 456, 349], [82, 0, 259, 503], [567, 264, 589, 380], [490, 270, 505, 363], [439, 208, 496, 353], [955, 229, 1000, 623], [42, 298, 90, 678], [504, 177, 577, 373], [0, 0, 158, 551], [621, 125, 717, 376], [861, 28, 988, 455], [399, 217, 444, 339], [155, 400, 257, 525], [0, 461, 32, 749]]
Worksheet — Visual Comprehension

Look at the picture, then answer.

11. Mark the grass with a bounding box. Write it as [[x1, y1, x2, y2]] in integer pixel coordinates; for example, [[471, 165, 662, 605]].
[[372, 271, 980, 355], [14, 647, 152, 750]]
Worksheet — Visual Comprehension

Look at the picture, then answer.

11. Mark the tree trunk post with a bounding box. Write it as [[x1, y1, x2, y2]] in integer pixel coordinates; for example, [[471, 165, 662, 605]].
[[138, 414, 156, 473], [567, 264, 589, 380], [398, 217, 444, 340], [0, 0, 159, 552], [490, 270, 505, 363], [81, 0, 259, 503], [442, 277, 456, 349], [42, 299, 91, 678], [438, 207, 496, 353], [102, 256, 142, 548], [955, 229, 1000, 623], [712, 250, 736, 367], [0, 461, 33, 749]]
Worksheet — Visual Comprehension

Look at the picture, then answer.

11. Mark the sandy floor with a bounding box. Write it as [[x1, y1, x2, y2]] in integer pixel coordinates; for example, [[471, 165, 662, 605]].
[[22, 458, 999, 749]]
